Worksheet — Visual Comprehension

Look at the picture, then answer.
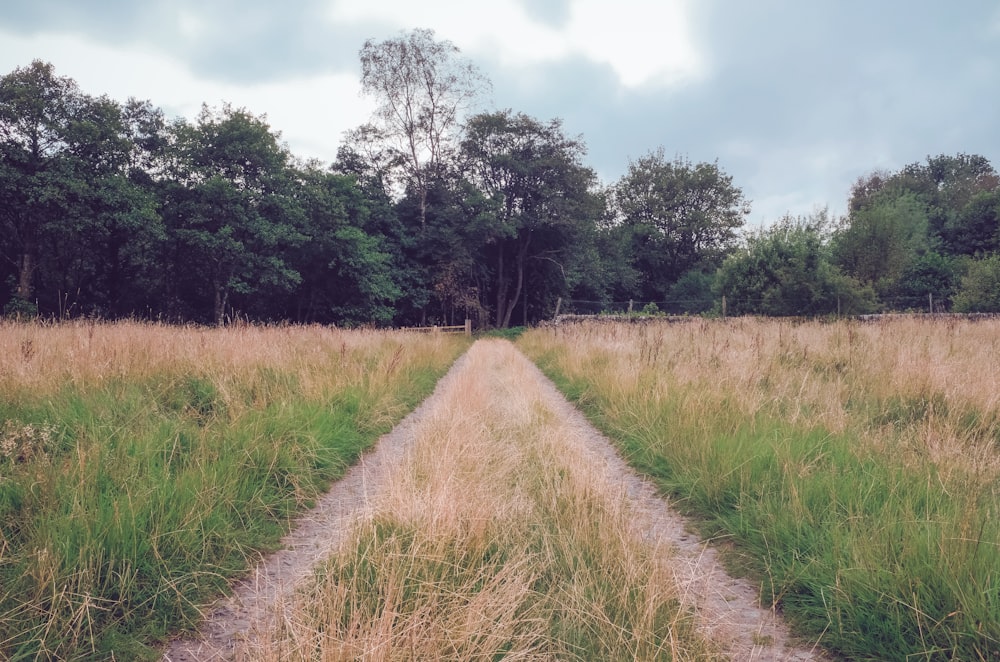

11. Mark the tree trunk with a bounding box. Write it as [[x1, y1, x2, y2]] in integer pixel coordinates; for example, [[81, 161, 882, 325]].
[[523, 283, 528, 327], [214, 283, 228, 326], [418, 184, 427, 228], [15, 245, 36, 301], [106, 231, 124, 317], [495, 243, 507, 327], [500, 257, 522, 328], [501, 233, 530, 328]]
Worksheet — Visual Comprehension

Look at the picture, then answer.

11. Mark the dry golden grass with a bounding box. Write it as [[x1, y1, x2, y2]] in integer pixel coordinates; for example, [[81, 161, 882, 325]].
[[0, 321, 464, 440], [531, 317, 1000, 479], [518, 317, 1000, 660], [0, 320, 448, 396], [241, 339, 716, 661]]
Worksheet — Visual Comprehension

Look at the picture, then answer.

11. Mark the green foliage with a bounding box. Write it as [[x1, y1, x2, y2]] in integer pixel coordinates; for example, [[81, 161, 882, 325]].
[[833, 192, 930, 297], [666, 269, 715, 314], [3, 296, 37, 320], [952, 254, 1000, 312], [285, 166, 402, 325], [161, 104, 307, 325], [717, 212, 875, 316], [577, 212, 640, 304], [942, 189, 1000, 256], [5, 57, 996, 325], [842, 154, 1000, 306], [892, 251, 959, 308], [612, 149, 749, 300], [462, 110, 602, 328], [481, 325, 527, 340]]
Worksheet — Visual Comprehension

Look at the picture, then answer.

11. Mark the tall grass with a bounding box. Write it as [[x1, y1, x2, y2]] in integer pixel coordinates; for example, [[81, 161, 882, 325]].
[[0, 321, 466, 660], [519, 318, 1000, 661], [241, 339, 716, 661]]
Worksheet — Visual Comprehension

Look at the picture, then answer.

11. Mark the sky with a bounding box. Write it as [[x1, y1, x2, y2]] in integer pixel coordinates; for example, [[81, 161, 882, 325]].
[[2, 0, 998, 225]]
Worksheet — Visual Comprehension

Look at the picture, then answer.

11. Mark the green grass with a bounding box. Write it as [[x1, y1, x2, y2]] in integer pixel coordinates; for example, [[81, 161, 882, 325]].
[[479, 325, 528, 340], [520, 321, 1000, 661], [0, 324, 467, 660]]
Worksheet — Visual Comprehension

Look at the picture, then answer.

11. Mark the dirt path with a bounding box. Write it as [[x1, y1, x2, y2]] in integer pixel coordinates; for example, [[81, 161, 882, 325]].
[[163, 341, 826, 661], [520, 351, 829, 661], [162, 352, 471, 661]]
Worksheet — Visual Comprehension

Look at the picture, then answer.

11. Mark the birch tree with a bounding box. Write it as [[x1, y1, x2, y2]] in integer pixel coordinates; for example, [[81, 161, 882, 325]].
[[358, 28, 489, 227]]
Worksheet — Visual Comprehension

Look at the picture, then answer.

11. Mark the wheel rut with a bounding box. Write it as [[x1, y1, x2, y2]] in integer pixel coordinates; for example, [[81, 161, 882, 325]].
[[162, 340, 827, 661]]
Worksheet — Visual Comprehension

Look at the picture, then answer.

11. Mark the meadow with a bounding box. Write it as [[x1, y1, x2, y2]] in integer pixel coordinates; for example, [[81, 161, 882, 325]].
[[519, 317, 1000, 661], [0, 321, 467, 660]]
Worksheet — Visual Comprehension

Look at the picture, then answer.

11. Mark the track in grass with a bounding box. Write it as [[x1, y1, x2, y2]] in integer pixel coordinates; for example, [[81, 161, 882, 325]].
[[163, 340, 824, 661]]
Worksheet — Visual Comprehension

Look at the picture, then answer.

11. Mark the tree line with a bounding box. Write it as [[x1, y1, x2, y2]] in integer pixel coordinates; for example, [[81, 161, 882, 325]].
[[3, 30, 999, 326], [717, 153, 1000, 317]]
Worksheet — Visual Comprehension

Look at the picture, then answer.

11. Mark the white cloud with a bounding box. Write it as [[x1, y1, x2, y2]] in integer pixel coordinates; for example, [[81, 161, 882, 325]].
[[176, 9, 208, 41], [235, 75, 376, 164], [563, 0, 701, 87], [327, 0, 703, 88], [0, 29, 376, 165], [0, 31, 191, 113]]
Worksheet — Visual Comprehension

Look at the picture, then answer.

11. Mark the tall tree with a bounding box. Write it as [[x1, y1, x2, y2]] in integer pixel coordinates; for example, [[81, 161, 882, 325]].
[[0, 60, 85, 308], [0, 61, 162, 317], [612, 149, 749, 300], [849, 154, 1000, 258], [161, 104, 305, 324], [358, 28, 489, 227], [833, 192, 930, 296], [43, 96, 165, 317], [462, 110, 600, 327], [842, 154, 999, 306]]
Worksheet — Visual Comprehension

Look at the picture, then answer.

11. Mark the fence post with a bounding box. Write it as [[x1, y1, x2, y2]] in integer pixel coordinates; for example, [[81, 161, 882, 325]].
[[554, 297, 562, 318], [929, 293, 933, 314], [722, 295, 727, 319], [464, 318, 472, 336], [628, 299, 634, 316]]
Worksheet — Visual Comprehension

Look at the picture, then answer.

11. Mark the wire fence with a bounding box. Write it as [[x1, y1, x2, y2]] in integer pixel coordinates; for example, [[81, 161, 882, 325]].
[[556, 294, 954, 319], [558, 299, 712, 316]]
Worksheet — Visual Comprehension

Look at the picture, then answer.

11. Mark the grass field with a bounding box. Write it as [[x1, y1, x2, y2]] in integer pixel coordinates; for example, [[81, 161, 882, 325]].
[[0, 321, 467, 660], [519, 317, 1000, 661]]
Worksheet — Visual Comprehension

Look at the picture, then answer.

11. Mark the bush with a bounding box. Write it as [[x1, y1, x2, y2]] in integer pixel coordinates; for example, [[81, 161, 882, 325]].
[[952, 254, 1000, 312], [3, 297, 38, 320], [716, 213, 876, 316], [482, 326, 527, 340]]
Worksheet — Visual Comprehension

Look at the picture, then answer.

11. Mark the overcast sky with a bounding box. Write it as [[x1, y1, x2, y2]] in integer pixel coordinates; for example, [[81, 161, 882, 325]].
[[2, 0, 998, 224]]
